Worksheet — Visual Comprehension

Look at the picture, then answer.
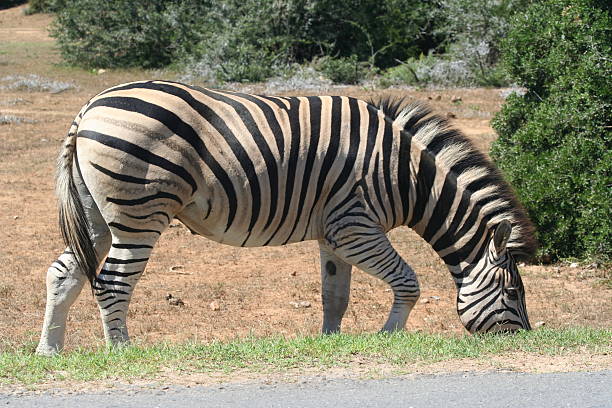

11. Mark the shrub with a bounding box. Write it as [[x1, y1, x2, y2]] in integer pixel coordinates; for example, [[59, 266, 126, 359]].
[[51, 0, 212, 69], [491, 0, 611, 261], [187, 0, 424, 83], [298, 0, 440, 69], [190, 39, 285, 84], [378, 0, 525, 87], [316, 56, 369, 84], [24, 0, 58, 14], [185, 0, 440, 83], [427, 0, 529, 86], [51, 0, 443, 82], [184, 1, 296, 83], [380, 52, 479, 87], [263, 66, 333, 93]]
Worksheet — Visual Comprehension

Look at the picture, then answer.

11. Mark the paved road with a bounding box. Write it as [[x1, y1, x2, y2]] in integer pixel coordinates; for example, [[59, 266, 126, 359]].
[[2, 371, 611, 407]]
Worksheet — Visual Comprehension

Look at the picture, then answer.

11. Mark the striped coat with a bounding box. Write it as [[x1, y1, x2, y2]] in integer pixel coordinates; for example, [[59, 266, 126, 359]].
[[36, 80, 536, 355]]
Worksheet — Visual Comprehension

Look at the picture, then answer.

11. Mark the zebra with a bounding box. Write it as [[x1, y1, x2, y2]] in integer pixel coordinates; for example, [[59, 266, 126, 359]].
[[36, 80, 537, 355]]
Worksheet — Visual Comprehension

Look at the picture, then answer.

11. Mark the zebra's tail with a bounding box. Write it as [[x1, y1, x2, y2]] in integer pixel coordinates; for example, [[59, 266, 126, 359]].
[[56, 108, 99, 289]]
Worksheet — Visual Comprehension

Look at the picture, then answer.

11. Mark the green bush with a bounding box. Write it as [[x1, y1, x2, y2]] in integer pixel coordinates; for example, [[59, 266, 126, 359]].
[[186, 0, 440, 83], [315, 55, 369, 84], [50, 0, 443, 81], [51, 0, 212, 69], [185, 0, 296, 83], [377, 0, 525, 88], [24, 0, 60, 14], [491, 0, 611, 261], [298, 0, 439, 69], [378, 52, 488, 87], [431, 0, 529, 86]]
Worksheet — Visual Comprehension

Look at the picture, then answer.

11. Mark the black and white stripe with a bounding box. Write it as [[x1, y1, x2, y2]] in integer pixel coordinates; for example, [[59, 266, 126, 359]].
[[36, 80, 536, 354]]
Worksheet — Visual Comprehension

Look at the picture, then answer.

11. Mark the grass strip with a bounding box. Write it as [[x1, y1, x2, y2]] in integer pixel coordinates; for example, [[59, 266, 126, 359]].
[[1, 327, 610, 385]]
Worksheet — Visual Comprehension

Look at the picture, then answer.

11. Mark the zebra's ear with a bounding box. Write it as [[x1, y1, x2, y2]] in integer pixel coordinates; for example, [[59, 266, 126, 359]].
[[493, 220, 512, 255]]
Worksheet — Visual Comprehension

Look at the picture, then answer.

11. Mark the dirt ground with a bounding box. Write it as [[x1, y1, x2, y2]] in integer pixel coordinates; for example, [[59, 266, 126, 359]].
[[0, 6, 610, 353]]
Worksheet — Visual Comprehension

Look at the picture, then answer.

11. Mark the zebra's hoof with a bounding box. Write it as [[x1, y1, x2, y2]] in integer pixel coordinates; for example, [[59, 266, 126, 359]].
[[35, 344, 61, 356]]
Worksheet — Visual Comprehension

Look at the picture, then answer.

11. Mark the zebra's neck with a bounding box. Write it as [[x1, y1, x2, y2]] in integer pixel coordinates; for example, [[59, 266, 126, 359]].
[[375, 101, 535, 286], [402, 140, 494, 284]]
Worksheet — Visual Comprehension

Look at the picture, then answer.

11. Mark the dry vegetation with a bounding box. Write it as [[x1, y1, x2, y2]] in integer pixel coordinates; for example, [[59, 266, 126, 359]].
[[0, 5, 610, 353]]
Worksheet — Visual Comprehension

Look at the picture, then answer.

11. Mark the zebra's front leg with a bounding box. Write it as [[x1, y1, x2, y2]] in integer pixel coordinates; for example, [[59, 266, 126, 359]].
[[379, 260, 420, 333], [325, 223, 420, 332], [319, 241, 352, 334]]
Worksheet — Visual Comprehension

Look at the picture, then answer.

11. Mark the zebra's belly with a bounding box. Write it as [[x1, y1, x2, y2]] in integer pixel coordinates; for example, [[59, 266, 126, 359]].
[[175, 201, 322, 248]]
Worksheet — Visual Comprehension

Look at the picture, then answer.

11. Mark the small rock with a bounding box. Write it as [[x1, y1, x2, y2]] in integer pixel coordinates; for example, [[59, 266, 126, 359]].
[[435, 95, 442, 101], [169, 222, 181, 228], [97, 68, 107, 75], [289, 301, 311, 308], [169, 265, 184, 272], [165, 293, 184, 306], [13, 215, 19, 220], [40, 138, 48, 142], [518, 262, 526, 267], [209, 301, 220, 311], [586, 262, 599, 270], [451, 96, 462, 103], [540, 254, 553, 264], [553, 267, 561, 274], [290, 271, 297, 277], [446, 112, 457, 119], [534, 321, 546, 328], [419, 298, 430, 304], [169, 298, 184, 306], [569, 262, 579, 268], [430, 296, 440, 301]]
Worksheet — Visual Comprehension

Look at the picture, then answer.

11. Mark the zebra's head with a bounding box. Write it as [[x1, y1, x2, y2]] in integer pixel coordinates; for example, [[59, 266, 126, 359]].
[[457, 220, 531, 333]]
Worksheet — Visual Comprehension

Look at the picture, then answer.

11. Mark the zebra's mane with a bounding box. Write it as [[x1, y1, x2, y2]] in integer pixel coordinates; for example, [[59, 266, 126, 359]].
[[369, 96, 537, 261]]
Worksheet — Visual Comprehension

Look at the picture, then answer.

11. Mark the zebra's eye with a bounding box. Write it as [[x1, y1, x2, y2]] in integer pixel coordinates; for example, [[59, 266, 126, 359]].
[[506, 287, 519, 300]]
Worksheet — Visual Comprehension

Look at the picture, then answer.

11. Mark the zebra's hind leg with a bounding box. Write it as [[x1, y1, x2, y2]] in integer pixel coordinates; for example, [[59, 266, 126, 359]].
[[36, 250, 89, 356], [94, 228, 162, 346], [36, 177, 111, 355], [325, 224, 420, 333], [319, 241, 352, 334]]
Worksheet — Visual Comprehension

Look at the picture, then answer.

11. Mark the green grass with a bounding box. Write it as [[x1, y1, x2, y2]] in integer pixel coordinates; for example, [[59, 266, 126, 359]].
[[1, 327, 610, 385]]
